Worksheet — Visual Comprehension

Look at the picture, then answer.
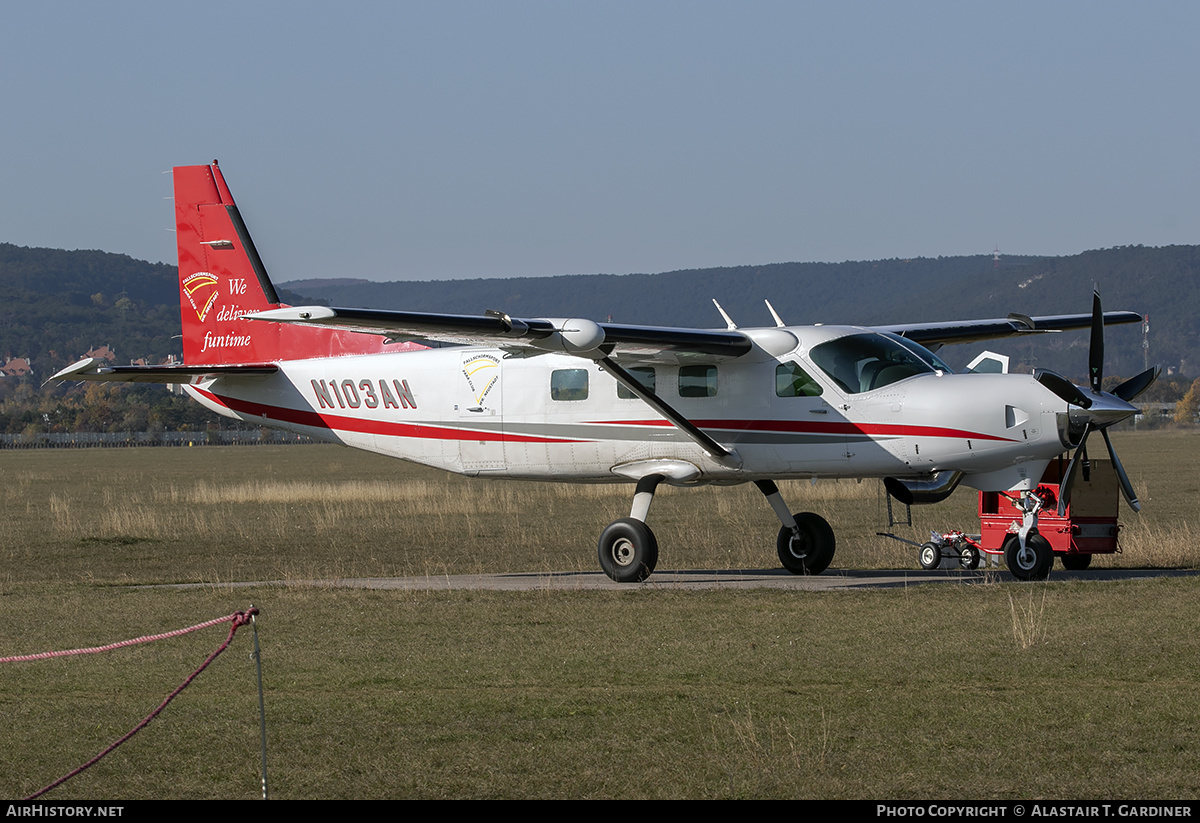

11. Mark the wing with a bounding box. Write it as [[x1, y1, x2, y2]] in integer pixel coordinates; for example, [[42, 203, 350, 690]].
[[878, 310, 1143, 347], [47, 358, 278, 384], [246, 306, 753, 362], [246, 304, 1143, 359]]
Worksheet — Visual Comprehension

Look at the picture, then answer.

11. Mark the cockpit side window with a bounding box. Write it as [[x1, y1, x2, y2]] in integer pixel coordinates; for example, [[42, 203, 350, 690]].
[[775, 361, 823, 397], [809, 333, 936, 394]]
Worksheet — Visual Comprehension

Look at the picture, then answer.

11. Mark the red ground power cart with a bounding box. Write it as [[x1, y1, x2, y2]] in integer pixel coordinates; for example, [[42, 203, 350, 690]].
[[916, 456, 1121, 578]]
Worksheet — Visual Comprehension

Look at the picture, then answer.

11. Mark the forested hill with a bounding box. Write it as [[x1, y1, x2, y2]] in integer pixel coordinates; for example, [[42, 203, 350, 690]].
[[0, 243, 182, 372], [0, 243, 308, 374], [285, 255, 1050, 328], [282, 245, 1199, 377], [3, 241, 1198, 381]]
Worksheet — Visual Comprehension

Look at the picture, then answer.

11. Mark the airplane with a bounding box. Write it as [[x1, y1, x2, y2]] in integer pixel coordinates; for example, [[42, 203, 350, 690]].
[[50, 161, 1159, 583]]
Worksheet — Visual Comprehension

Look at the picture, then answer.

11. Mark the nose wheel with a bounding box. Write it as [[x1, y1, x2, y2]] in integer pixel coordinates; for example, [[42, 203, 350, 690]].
[[1004, 533, 1052, 580]]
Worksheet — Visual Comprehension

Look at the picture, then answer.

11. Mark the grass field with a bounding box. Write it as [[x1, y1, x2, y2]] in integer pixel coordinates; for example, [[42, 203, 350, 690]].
[[2, 430, 1198, 798]]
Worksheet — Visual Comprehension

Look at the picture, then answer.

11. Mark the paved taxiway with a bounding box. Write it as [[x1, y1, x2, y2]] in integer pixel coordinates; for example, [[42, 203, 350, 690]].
[[158, 568, 1198, 592]]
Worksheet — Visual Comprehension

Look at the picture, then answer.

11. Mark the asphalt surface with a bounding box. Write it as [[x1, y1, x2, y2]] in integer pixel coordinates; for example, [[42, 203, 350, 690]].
[[158, 567, 1199, 592]]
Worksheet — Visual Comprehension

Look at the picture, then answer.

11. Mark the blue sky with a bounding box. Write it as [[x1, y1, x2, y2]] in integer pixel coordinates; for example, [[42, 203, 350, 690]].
[[2, 1, 1198, 281]]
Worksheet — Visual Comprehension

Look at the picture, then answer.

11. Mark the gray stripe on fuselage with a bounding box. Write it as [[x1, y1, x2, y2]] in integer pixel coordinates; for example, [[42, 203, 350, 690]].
[[437, 419, 879, 445]]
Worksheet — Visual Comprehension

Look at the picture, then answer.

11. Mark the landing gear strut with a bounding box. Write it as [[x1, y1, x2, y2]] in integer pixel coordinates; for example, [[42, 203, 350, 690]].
[[597, 475, 837, 581], [1006, 489, 1053, 581], [598, 475, 662, 582]]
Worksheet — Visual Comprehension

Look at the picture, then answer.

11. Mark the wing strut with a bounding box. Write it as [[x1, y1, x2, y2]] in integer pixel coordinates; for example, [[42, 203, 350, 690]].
[[597, 356, 742, 469]]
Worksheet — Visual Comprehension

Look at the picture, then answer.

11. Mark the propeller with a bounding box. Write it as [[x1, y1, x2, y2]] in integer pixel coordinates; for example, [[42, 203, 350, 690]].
[[1112, 365, 1161, 403], [1034, 368, 1091, 409], [1034, 289, 1159, 515]]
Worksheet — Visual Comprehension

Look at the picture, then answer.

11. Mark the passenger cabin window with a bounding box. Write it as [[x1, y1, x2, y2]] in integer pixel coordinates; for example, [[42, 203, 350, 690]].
[[776, 361, 823, 397], [679, 365, 717, 397], [551, 368, 589, 401], [617, 366, 656, 399], [809, 333, 939, 394]]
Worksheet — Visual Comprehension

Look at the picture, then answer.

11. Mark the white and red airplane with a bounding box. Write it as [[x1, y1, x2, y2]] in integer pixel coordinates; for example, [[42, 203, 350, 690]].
[[51, 162, 1158, 582]]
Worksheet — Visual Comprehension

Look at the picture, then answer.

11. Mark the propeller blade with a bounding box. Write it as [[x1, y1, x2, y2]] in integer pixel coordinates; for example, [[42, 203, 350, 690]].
[[1057, 424, 1091, 516], [1035, 368, 1092, 408], [1054, 289, 1142, 515], [1113, 365, 1162, 403], [1089, 288, 1104, 393], [1100, 428, 1141, 512]]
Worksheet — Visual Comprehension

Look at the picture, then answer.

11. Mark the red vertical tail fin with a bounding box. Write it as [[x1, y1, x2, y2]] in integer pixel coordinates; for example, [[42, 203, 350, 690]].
[[174, 162, 283, 365], [174, 162, 386, 365]]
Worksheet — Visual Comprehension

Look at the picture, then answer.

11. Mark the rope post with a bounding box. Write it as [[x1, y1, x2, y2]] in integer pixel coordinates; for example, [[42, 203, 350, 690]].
[[10, 607, 261, 800], [251, 606, 269, 800]]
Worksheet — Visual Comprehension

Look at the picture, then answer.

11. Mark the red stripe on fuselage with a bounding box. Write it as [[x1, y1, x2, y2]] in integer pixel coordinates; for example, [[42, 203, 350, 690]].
[[193, 388, 583, 444], [195, 388, 1013, 446]]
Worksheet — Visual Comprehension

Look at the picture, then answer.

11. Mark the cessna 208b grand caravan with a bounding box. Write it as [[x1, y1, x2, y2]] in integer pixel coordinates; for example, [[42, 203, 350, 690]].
[[51, 162, 1158, 582]]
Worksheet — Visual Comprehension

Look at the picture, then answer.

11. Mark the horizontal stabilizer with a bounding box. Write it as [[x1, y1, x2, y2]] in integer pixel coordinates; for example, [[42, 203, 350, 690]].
[[47, 358, 278, 385]]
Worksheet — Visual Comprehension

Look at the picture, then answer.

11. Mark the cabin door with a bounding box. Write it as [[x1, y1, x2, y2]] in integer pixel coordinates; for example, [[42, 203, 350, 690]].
[[457, 351, 506, 471]]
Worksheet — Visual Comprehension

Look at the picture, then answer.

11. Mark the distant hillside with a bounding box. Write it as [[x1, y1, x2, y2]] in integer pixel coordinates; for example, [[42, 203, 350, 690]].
[[0, 243, 311, 374], [282, 246, 1198, 379], [3, 241, 1196, 381], [278, 277, 371, 290], [0, 243, 182, 373], [283, 255, 1048, 328]]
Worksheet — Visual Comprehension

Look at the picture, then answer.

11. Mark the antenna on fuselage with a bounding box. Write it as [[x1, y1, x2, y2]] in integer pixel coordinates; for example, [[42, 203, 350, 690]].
[[712, 299, 738, 330], [765, 300, 785, 327]]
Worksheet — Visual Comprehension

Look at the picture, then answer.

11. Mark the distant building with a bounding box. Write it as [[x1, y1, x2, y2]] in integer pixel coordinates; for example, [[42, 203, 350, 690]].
[[1, 357, 32, 377], [1136, 402, 1177, 423], [85, 345, 117, 363], [160, 354, 186, 395]]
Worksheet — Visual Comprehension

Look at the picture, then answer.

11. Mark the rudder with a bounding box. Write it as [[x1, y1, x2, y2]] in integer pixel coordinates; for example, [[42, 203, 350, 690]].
[[173, 162, 386, 365]]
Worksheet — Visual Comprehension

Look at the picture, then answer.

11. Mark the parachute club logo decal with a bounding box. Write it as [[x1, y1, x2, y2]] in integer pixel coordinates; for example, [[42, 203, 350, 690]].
[[462, 354, 500, 409], [183, 272, 220, 322]]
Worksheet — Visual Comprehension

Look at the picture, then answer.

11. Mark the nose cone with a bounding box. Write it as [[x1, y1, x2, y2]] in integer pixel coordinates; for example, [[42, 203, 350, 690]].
[[1068, 389, 1139, 430]]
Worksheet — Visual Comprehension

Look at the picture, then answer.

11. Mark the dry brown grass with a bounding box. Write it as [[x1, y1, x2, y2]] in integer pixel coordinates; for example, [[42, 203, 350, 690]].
[[1008, 587, 1049, 649], [14, 449, 898, 585], [4, 428, 1198, 587], [1098, 518, 1196, 569]]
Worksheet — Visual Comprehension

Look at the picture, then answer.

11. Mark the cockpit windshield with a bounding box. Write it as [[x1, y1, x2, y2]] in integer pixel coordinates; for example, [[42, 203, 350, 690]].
[[809, 332, 950, 394], [884, 332, 955, 374]]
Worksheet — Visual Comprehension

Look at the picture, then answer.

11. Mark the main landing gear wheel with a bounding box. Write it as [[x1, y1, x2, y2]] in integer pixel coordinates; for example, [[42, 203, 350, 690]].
[[598, 518, 659, 583], [919, 542, 942, 570], [777, 512, 835, 575], [1004, 533, 1053, 581], [1059, 553, 1093, 571]]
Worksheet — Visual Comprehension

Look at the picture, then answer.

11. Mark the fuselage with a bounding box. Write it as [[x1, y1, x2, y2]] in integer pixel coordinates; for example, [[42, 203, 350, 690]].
[[186, 324, 1072, 492]]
